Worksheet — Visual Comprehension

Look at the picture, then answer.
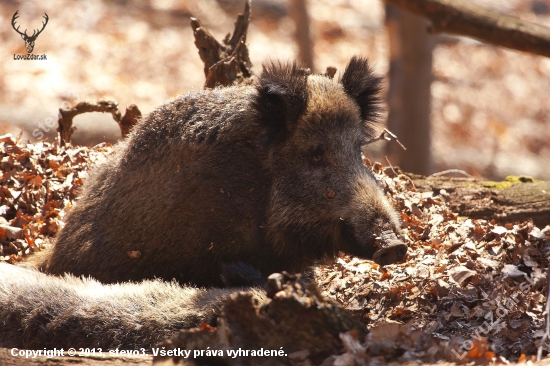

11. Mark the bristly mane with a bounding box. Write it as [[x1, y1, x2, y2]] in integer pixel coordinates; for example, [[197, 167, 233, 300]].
[[252, 61, 309, 144]]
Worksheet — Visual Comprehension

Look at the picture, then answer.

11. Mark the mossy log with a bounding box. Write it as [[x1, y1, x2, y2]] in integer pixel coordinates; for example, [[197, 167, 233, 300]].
[[409, 175, 550, 227]]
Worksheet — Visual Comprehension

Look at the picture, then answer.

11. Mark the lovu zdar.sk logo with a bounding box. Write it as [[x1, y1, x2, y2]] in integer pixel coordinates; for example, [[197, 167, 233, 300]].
[[12, 10, 48, 60]]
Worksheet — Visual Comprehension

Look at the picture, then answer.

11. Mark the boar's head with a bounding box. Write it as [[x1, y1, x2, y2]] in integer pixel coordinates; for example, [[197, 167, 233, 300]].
[[253, 56, 408, 270]]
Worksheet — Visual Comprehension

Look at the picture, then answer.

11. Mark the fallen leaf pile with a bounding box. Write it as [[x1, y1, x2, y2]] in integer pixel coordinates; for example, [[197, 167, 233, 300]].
[[0, 134, 113, 262], [316, 158, 550, 364], [1, 136, 549, 364]]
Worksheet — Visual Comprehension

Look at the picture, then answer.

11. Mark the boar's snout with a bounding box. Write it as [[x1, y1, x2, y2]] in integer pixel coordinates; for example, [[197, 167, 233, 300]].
[[372, 229, 407, 265], [341, 219, 407, 265], [372, 240, 408, 266]]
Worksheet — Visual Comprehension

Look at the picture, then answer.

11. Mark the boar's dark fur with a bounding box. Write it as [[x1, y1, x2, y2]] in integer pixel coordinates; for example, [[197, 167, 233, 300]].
[[0, 262, 264, 350], [44, 56, 407, 287]]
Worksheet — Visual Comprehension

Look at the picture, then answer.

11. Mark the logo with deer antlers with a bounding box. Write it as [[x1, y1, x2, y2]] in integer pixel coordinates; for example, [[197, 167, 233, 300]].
[[11, 11, 49, 54]]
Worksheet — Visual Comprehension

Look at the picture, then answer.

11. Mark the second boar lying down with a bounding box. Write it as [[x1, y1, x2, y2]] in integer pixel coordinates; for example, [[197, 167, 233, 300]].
[[44, 56, 407, 286], [0, 262, 263, 350]]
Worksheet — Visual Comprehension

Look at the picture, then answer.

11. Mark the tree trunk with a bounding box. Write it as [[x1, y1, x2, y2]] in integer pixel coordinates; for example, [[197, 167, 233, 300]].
[[289, 0, 314, 71], [385, 5, 435, 175]]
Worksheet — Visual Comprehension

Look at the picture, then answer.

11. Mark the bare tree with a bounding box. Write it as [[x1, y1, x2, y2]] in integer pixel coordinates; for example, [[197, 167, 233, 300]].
[[289, 0, 314, 71], [385, 5, 435, 175]]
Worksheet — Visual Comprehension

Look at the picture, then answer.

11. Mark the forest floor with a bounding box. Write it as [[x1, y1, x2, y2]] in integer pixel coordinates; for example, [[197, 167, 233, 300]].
[[1, 134, 549, 364]]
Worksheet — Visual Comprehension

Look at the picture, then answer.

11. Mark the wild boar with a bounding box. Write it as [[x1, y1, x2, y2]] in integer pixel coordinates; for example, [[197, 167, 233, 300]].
[[44, 56, 407, 286], [0, 262, 264, 350]]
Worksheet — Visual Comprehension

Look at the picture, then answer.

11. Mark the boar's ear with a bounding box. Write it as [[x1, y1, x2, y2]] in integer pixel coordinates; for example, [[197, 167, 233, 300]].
[[340, 56, 383, 130], [253, 62, 309, 143]]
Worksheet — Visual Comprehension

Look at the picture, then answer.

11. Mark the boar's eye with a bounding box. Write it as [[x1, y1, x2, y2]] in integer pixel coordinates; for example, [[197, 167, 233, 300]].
[[308, 145, 326, 165]]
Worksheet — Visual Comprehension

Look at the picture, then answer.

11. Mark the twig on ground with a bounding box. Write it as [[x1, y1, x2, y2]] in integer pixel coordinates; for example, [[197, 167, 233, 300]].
[[385, 156, 398, 177], [429, 169, 473, 178]]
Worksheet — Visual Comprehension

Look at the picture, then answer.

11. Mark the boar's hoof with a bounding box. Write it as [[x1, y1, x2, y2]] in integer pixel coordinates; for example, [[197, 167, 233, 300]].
[[372, 241, 408, 266]]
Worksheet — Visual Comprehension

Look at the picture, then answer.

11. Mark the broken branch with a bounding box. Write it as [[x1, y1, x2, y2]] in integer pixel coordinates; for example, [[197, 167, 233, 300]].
[[191, 1, 253, 88], [384, 0, 550, 58], [365, 128, 407, 150], [57, 100, 141, 146]]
